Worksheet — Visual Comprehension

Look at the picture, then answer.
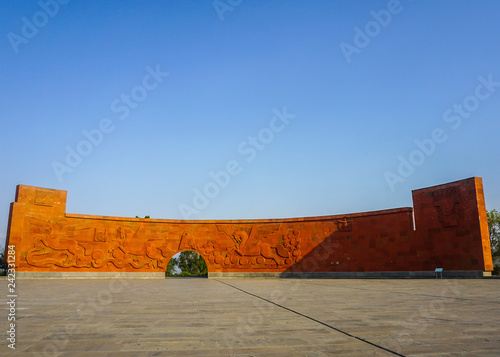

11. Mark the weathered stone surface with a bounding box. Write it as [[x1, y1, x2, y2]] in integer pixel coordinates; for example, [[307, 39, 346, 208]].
[[4, 177, 493, 276]]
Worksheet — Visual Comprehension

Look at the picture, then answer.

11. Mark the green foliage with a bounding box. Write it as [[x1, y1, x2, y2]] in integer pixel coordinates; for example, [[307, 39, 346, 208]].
[[0, 251, 7, 276], [166, 251, 207, 277], [177, 251, 208, 276], [165, 259, 176, 277], [487, 209, 500, 274]]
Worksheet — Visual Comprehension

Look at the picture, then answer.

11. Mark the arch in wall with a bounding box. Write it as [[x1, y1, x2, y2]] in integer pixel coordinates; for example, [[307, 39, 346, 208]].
[[166, 250, 208, 277]]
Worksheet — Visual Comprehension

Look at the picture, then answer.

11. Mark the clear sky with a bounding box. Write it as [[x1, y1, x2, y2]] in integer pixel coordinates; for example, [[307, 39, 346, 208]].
[[1, 0, 499, 247]]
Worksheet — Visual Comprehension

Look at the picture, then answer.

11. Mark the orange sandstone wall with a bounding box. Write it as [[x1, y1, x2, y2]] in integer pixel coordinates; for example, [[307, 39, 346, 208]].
[[4, 178, 493, 275]]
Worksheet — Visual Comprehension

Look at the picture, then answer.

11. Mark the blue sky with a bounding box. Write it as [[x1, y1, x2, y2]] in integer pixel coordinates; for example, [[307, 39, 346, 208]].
[[1, 0, 499, 247]]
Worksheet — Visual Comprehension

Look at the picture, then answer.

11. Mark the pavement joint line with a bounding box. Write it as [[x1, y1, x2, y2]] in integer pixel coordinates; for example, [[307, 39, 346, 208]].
[[215, 279, 406, 357], [302, 281, 500, 305]]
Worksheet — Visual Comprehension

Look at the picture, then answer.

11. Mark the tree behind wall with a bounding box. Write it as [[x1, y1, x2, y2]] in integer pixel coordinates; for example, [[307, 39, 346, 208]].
[[165, 259, 176, 276], [487, 209, 500, 274], [177, 251, 208, 276], [0, 251, 7, 276], [166, 251, 208, 277]]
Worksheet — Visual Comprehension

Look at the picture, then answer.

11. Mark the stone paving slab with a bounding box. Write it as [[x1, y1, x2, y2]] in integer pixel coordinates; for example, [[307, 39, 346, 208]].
[[0, 278, 499, 356]]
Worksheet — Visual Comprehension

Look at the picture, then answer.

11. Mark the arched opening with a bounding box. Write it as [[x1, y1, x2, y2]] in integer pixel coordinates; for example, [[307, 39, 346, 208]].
[[165, 250, 208, 278]]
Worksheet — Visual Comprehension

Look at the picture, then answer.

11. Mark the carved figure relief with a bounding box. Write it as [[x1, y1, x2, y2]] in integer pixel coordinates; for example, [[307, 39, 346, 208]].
[[96, 226, 173, 269], [337, 217, 353, 232], [433, 186, 461, 227], [117, 226, 132, 241], [23, 216, 172, 270], [211, 224, 302, 269], [25, 216, 92, 268], [178, 232, 196, 251], [93, 228, 107, 242]]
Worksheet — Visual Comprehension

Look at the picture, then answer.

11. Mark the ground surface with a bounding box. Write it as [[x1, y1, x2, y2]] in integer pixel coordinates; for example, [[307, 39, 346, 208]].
[[1, 278, 499, 356]]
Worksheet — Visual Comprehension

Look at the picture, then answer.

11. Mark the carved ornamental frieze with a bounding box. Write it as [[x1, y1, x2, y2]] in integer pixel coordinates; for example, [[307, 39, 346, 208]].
[[4, 178, 494, 275]]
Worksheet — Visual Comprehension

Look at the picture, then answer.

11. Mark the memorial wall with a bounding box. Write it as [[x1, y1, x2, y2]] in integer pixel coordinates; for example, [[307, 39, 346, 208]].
[[5, 177, 493, 278]]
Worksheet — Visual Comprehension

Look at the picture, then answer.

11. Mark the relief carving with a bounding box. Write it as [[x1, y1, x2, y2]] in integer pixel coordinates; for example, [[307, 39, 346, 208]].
[[25, 217, 92, 268], [93, 228, 107, 242], [100, 226, 173, 269], [178, 232, 196, 251], [337, 217, 353, 232], [23, 217, 170, 270], [35, 189, 55, 207], [433, 186, 461, 227], [211, 224, 301, 269], [10, 180, 487, 275]]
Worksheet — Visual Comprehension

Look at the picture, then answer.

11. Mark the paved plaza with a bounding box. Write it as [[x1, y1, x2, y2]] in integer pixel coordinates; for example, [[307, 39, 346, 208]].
[[1, 278, 499, 356]]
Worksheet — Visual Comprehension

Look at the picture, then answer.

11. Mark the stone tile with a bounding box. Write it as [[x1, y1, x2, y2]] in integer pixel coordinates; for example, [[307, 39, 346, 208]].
[[0, 278, 499, 356]]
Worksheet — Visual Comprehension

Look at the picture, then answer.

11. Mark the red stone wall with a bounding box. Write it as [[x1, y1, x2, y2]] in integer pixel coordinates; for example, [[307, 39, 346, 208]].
[[4, 178, 493, 275], [411, 177, 493, 271]]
